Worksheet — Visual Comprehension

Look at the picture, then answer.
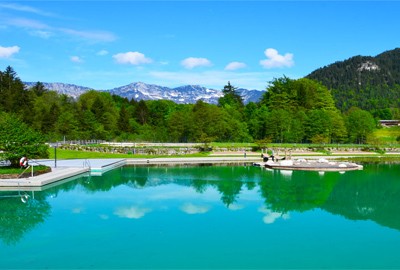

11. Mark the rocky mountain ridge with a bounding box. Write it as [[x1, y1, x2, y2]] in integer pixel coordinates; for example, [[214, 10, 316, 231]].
[[24, 81, 264, 104]]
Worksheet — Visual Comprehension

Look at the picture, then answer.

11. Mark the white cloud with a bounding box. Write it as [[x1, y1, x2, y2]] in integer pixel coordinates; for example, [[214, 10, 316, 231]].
[[260, 48, 294, 68], [228, 204, 245, 211], [7, 17, 48, 29], [61, 28, 117, 42], [0, 45, 20, 58], [99, 214, 109, 220], [72, 207, 84, 214], [97, 50, 109, 56], [258, 206, 290, 224], [180, 203, 210, 214], [181, 57, 212, 69], [113, 51, 152, 65], [70, 56, 83, 63], [3, 17, 116, 43], [225, 61, 247, 71], [30, 30, 52, 39], [114, 206, 151, 219], [0, 3, 55, 17]]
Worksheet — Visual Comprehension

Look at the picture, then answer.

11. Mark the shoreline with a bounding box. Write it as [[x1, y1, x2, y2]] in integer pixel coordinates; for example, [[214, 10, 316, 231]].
[[1, 154, 399, 190]]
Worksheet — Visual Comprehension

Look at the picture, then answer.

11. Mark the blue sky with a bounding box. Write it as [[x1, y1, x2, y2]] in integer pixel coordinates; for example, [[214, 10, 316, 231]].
[[1, 1, 399, 90]]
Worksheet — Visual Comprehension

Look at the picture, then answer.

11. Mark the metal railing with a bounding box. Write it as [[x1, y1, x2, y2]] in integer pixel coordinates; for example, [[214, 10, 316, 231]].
[[17, 165, 32, 178], [83, 159, 91, 170]]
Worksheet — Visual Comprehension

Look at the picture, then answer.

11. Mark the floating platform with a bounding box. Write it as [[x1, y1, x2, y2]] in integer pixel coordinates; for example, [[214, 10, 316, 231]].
[[256, 158, 363, 172]]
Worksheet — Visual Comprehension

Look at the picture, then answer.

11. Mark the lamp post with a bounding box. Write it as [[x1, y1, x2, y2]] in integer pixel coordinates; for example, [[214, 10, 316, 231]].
[[54, 143, 57, 168]]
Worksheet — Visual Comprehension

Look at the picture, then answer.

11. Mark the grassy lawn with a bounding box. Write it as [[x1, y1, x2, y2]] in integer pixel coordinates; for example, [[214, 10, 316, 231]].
[[0, 165, 49, 175], [210, 142, 400, 149], [49, 149, 135, 159], [338, 156, 400, 163], [47, 141, 400, 160], [374, 126, 400, 143], [48, 148, 211, 159]]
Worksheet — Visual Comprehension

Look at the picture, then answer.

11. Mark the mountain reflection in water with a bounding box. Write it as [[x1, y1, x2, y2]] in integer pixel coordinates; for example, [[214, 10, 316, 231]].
[[0, 163, 399, 245]]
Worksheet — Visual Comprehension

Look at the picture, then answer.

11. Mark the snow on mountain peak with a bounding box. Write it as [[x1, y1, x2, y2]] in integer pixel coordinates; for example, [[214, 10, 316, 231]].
[[23, 81, 264, 104]]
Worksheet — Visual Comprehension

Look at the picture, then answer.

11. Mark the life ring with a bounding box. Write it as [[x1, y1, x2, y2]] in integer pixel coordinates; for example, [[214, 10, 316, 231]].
[[20, 156, 28, 167], [21, 194, 30, 203]]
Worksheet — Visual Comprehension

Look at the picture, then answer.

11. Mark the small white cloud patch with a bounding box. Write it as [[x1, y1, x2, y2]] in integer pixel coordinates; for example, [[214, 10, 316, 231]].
[[70, 56, 83, 63], [225, 61, 246, 71], [258, 206, 290, 224], [30, 30, 52, 39], [113, 51, 152, 65], [260, 48, 294, 68], [180, 203, 210, 214], [72, 207, 84, 214], [0, 45, 20, 58], [114, 206, 151, 219], [181, 57, 212, 69], [97, 50, 109, 56]]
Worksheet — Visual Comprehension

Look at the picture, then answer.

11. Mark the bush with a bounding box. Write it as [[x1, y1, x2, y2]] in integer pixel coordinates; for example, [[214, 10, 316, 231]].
[[0, 113, 49, 167]]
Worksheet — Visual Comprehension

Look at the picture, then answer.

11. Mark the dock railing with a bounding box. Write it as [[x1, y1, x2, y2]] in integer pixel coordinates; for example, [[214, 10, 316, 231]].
[[83, 159, 91, 170]]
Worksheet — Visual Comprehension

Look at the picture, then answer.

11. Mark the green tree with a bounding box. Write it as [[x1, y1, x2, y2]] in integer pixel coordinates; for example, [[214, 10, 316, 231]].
[[77, 91, 118, 139], [135, 100, 149, 125], [305, 109, 332, 142], [30, 91, 62, 135], [168, 107, 193, 142], [264, 109, 292, 143], [245, 104, 269, 140], [55, 111, 80, 140], [327, 110, 347, 143], [0, 66, 33, 122], [29, 82, 48, 97], [191, 100, 227, 142], [118, 104, 131, 133], [345, 107, 376, 144], [90, 96, 106, 122], [42, 103, 61, 134], [218, 81, 244, 109], [0, 113, 49, 167], [260, 76, 295, 110], [261, 77, 336, 112]]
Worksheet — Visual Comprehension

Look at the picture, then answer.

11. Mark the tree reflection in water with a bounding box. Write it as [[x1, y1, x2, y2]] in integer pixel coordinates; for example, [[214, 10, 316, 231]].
[[0, 192, 51, 245], [1, 163, 399, 245]]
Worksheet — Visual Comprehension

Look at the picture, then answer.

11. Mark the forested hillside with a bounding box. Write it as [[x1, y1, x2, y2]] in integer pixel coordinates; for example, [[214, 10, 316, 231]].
[[1, 66, 385, 145], [306, 48, 400, 115]]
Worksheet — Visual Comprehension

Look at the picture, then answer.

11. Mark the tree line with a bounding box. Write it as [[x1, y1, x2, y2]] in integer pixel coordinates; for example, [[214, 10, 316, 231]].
[[0, 66, 393, 147], [306, 48, 400, 115]]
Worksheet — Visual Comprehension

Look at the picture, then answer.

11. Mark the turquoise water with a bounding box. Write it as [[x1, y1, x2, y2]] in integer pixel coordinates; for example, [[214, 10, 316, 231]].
[[1, 163, 400, 269]]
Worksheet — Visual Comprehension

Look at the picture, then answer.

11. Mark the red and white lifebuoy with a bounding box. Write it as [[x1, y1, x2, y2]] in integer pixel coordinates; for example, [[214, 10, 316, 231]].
[[20, 156, 28, 168]]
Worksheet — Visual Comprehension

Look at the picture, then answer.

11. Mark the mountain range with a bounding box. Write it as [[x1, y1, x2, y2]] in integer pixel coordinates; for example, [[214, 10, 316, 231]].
[[24, 81, 264, 105], [24, 48, 400, 109]]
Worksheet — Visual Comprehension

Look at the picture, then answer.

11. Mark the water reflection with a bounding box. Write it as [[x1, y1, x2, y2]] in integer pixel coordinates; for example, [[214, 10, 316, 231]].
[[259, 169, 340, 213], [0, 163, 399, 245], [0, 191, 51, 245], [323, 163, 400, 231]]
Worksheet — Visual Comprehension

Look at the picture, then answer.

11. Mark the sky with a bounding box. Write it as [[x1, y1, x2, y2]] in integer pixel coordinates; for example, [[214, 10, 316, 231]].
[[1, 1, 399, 91]]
